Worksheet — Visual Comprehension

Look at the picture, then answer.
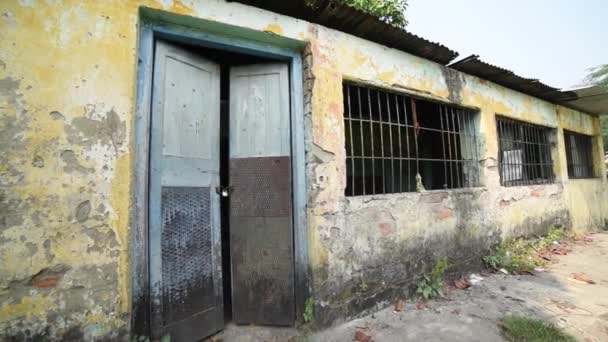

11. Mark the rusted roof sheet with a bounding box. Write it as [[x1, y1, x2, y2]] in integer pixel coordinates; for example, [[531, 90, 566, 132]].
[[230, 0, 459, 65]]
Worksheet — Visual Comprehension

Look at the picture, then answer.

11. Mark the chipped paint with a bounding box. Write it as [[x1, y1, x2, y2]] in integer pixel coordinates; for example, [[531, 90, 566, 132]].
[[168, 0, 196, 15], [263, 23, 284, 35], [0, 296, 56, 322]]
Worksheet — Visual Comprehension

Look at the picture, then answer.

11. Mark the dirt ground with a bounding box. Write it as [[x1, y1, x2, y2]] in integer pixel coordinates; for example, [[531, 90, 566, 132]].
[[313, 232, 608, 342], [215, 232, 608, 342]]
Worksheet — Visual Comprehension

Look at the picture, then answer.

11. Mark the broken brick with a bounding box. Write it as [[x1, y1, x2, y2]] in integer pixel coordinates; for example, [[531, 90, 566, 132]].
[[571, 273, 595, 284], [354, 329, 373, 342], [393, 299, 405, 312], [436, 210, 453, 219], [29, 264, 70, 289], [530, 189, 544, 197], [454, 278, 471, 289]]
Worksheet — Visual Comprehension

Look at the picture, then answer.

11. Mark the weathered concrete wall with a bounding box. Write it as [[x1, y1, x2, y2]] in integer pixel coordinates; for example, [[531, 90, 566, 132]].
[[303, 20, 606, 326], [1, 0, 606, 339], [0, 1, 140, 340]]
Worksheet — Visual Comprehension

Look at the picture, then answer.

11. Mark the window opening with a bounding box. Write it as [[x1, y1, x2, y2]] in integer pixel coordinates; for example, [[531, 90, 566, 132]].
[[564, 130, 594, 179], [496, 116, 554, 186], [344, 82, 480, 196]]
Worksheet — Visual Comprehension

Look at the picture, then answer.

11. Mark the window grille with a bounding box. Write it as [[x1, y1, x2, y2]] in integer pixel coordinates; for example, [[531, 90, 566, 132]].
[[496, 116, 554, 186], [564, 130, 594, 178], [343, 82, 480, 196]]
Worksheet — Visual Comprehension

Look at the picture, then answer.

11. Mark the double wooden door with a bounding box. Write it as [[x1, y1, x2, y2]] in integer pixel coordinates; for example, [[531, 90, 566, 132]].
[[148, 40, 294, 341]]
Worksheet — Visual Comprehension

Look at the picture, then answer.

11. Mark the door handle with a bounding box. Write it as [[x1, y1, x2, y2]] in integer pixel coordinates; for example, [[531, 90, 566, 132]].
[[215, 186, 234, 197]]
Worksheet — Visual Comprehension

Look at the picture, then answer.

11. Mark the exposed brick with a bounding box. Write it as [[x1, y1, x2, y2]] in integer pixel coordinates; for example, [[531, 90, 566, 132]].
[[530, 189, 544, 197], [436, 209, 453, 219], [378, 222, 396, 236], [29, 264, 70, 289], [31, 275, 60, 288]]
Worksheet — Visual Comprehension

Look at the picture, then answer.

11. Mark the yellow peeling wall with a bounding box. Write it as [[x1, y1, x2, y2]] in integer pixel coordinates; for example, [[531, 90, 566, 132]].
[[0, 0, 606, 339]]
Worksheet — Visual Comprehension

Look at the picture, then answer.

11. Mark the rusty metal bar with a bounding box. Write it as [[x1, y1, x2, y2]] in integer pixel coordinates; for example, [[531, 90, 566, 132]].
[[394, 94, 403, 192], [472, 112, 480, 186], [451, 107, 461, 188], [377, 90, 386, 194], [445, 105, 453, 188], [457, 109, 468, 187], [346, 85, 355, 194], [522, 123, 533, 183], [402, 96, 411, 192], [411, 98, 420, 174], [538, 127, 546, 181], [439, 105, 448, 188], [367, 88, 375, 194], [386, 92, 395, 193], [530, 125, 539, 182], [357, 86, 365, 195]]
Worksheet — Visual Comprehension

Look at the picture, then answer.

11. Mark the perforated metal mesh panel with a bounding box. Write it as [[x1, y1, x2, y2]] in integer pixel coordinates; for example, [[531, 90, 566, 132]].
[[230, 157, 292, 217], [161, 186, 214, 325], [229, 156, 295, 325]]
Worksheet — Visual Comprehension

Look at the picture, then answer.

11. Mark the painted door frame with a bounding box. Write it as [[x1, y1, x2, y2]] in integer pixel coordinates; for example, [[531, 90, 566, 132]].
[[131, 9, 309, 336]]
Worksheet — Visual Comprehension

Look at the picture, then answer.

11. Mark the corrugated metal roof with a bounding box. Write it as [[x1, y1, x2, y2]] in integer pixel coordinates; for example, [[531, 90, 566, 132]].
[[449, 55, 608, 115], [449, 55, 576, 103], [230, 0, 459, 65], [558, 85, 608, 115], [230, 0, 608, 115]]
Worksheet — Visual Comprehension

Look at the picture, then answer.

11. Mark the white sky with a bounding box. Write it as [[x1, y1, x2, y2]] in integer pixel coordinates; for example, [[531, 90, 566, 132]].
[[407, 0, 608, 89]]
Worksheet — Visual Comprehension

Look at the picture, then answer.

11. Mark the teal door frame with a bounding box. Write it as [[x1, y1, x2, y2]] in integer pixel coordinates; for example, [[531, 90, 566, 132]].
[[131, 8, 309, 336]]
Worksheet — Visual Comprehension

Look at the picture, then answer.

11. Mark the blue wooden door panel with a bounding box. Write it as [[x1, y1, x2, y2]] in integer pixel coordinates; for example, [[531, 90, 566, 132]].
[[149, 40, 223, 341]]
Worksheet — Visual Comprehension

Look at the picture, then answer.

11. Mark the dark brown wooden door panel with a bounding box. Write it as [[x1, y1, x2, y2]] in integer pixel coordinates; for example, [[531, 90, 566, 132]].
[[229, 63, 295, 326]]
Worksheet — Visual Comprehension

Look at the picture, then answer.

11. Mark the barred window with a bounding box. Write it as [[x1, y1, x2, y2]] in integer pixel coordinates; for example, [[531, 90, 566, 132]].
[[496, 116, 554, 186], [343, 82, 480, 196], [564, 130, 594, 178]]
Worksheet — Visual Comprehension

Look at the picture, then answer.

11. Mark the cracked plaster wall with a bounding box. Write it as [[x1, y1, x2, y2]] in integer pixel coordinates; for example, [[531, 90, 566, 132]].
[[0, 0, 606, 339], [303, 19, 608, 326]]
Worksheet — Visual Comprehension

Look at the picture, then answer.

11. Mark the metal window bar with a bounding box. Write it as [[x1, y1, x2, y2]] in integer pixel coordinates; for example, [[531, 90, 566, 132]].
[[344, 82, 480, 196], [401, 96, 411, 192], [564, 130, 594, 179], [496, 116, 555, 186]]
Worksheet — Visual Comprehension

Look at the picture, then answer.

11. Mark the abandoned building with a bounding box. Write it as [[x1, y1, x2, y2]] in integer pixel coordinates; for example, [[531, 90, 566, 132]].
[[1, 0, 608, 341]]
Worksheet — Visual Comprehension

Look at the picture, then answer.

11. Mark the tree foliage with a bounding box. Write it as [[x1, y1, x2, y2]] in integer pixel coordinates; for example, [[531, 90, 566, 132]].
[[308, 0, 408, 27], [585, 64, 608, 152], [601, 117, 608, 152], [584, 64, 608, 88]]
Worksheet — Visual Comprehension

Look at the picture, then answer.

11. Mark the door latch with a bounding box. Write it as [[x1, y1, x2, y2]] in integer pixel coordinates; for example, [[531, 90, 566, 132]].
[[215, 186, 234, 197]]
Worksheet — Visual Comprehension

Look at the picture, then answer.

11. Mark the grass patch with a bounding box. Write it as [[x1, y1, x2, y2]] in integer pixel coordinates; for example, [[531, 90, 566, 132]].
[[482, 225, 574, 274], [499, 316, 576, 342]]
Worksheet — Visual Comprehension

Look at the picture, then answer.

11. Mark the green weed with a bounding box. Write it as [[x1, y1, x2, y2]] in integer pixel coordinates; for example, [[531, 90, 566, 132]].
[[482, 226, 573, 274], [416, 258, 449, 300], [303, 297, 314, 324]]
